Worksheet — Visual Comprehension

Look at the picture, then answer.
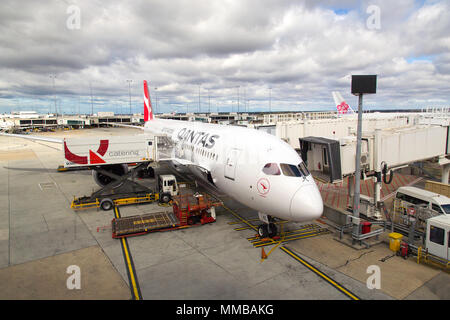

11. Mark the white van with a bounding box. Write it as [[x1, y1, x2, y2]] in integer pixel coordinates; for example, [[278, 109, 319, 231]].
[[395, 186, 450, 215]]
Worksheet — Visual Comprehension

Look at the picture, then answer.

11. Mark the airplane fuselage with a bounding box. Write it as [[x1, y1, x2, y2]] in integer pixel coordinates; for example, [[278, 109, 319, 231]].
[[144, 119, 323, 222]]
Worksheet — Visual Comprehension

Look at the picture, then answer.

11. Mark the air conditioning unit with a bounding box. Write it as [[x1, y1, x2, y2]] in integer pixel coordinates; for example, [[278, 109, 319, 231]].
[[360, 153, 370, 165]]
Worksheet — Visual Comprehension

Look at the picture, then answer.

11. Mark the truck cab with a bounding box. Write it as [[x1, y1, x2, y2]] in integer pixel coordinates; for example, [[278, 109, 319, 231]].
[[158, 174, 178, 203]]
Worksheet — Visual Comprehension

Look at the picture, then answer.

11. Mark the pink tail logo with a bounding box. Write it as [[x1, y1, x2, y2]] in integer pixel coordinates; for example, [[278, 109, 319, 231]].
[[337, 102, 349, 114]]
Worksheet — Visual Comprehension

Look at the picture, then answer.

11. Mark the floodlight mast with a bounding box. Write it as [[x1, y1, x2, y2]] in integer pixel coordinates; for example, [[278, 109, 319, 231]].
[[352, 93, 363, 231], [350, 75, 377, 239]]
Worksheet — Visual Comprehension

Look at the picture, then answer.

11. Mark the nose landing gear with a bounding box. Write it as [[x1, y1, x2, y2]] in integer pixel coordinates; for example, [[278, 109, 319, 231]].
[[258, 222, 277, 238], [257, 212, 278, 238]]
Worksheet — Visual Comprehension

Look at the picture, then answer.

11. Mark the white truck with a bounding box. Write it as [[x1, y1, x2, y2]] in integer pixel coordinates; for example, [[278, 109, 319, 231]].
[[158, 174, 179, 203], [63, 135, 156, 168]]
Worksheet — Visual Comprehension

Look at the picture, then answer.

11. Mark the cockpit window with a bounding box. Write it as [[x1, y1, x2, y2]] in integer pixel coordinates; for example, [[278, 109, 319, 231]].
[[262, 163, 281, 175], [280, 164, 302, 177], [298, 162, 310, 176], [280, 163, 311, 177]]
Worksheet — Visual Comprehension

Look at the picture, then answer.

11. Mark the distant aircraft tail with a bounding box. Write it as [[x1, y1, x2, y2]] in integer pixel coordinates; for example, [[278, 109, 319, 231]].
[[143, 80, 154, 122], [332, 91, 354, 114]]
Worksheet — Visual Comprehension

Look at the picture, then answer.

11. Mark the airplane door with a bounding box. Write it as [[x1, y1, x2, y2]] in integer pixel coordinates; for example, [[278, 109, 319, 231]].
[[224, 149, 241, 180]]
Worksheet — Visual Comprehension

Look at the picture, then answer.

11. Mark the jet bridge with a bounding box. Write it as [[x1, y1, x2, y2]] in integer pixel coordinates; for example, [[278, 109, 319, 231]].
[[299, 136, 342, 183], [300, 124, 449, 184]]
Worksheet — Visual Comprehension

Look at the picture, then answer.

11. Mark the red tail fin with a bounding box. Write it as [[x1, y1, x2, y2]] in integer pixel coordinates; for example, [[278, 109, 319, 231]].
[[143, 80, 154, 121]]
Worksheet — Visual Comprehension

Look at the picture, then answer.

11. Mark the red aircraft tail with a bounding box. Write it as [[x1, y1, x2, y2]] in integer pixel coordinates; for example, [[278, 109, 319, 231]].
[[143, 80, 154, 122]]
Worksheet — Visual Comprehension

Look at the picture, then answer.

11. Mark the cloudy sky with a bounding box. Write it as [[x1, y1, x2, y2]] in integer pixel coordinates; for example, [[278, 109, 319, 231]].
[[0, 0, 449, 114]]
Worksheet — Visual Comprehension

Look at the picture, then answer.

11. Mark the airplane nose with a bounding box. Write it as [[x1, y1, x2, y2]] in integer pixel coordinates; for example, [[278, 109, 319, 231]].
[[290, 185, 324, 222]]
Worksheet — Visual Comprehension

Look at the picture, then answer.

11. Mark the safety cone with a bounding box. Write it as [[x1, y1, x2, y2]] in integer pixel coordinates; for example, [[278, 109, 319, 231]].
[[261, 247, 268, 260]]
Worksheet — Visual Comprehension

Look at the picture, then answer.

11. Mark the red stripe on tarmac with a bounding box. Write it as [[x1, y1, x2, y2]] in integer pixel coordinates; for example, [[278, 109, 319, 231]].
[[364, 179, 370, 197], [383, 179, 391, 194], [324, 188, 330, 204], [331, 189, 337, 207], [336, 189, 341, 208], [397, 174, 407, 186], [391, 173, 400, 190]]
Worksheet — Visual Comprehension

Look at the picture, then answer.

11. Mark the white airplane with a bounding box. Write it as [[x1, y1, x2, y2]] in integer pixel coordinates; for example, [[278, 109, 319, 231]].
[[0, 119, 15, 131], [332, 91, 355, 114], [0, 80, 324, 237]]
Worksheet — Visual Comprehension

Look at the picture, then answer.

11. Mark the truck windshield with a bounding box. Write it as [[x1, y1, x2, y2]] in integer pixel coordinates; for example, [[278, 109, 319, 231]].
[[442, 204, 450, 215]]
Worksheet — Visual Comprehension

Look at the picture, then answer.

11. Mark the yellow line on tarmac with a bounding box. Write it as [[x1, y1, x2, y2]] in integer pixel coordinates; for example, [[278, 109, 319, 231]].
[[223, 205, 258, 232], [280, 246, 360, 301], [121, 237, 140, 300], [114, 206, 142, 300], [228, 218, 261, 225]]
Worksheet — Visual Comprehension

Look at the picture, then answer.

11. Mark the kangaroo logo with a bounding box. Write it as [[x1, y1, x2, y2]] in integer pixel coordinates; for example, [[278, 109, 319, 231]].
[[257, 178, 270, 196], [64, 140, 109, 165]]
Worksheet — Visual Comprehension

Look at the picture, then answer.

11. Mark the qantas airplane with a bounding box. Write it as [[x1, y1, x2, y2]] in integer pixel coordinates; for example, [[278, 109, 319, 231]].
[[332, 91, 355, 114], [0, 80, 324, 238]]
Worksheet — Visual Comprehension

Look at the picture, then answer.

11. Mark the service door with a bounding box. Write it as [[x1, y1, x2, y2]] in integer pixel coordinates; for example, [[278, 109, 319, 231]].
[[427, 224, 446, 259], [224, 148, 241, 180], [447, 231, 450, 260]]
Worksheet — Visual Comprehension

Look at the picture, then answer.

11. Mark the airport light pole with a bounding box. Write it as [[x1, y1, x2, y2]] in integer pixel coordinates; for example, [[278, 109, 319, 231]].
[[126, 79, 132, 115], [351, 75, 377, 240], [237, 86, 240, 113], [208, 89, 211, 114], [89, 82, 94, 115], [198, 84, 201, 113], [352, 94, 364, 226], [49, 74, 57, 115], [154, 87, 158, 114], [269, 86, 272, 112]]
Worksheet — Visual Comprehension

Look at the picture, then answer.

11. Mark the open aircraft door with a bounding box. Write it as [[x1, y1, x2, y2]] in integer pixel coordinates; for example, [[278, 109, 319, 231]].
[[224, 148, 241, 180]]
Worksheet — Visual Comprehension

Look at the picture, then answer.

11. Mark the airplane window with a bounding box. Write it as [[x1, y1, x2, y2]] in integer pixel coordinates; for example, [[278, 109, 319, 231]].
[[298, 162, 310, 176], [280, 163, 302, 177], [262, 163, 281, 175]]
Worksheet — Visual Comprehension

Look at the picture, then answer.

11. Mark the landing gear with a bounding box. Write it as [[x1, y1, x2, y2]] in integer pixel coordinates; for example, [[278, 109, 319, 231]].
[[258, 224, 269, 238], [257, 213, 278, 238]]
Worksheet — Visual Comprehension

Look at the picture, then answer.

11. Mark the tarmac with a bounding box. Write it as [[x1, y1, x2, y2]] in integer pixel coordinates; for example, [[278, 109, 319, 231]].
[[0, 127, 448, 300]]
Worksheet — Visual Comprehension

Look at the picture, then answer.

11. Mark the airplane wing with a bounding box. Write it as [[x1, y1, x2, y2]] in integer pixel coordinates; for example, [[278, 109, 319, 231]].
[[0, 132, 63, 143]]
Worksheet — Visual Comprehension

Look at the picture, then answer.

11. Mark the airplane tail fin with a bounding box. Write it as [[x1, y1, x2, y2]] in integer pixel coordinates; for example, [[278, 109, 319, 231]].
[[332, 91, 354, 114], [143, 80, 154, 122]]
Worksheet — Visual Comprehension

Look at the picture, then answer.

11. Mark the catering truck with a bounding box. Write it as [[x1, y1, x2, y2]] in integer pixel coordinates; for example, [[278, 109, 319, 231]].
[[63, 135, 156, 168]]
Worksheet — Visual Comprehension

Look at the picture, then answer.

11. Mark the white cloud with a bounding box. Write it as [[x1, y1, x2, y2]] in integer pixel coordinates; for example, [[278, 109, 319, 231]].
[[0, 0, 449, 113]]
